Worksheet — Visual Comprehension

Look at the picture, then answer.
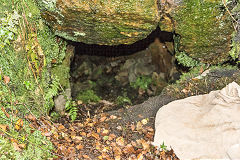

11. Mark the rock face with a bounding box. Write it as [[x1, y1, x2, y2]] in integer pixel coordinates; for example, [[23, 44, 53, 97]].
[[171, 0, 234, 64], [36, 0, 160, 45], [36, 0, 235, 65]]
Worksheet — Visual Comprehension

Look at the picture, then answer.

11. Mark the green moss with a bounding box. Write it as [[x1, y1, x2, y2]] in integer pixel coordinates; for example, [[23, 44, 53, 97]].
[[174, 35, 200, 68], [51, 44, 71, 89], [164, 65, 240, 99], [36, 0, 160, 45], [51, 64, 70, 89], [173, 0, 234, 64], [0, 0, 68, 158], [77, 89, 101, 104], [34, 0, 57, 13], [229, 32, 240, 60]]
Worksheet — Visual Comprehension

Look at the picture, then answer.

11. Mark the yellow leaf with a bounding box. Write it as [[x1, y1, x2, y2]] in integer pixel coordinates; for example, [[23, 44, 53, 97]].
[[15, 119, 23, 131]]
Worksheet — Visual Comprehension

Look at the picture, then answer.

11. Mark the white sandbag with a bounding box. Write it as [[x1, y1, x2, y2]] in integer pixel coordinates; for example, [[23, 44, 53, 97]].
[[154, 82, 240, 160]]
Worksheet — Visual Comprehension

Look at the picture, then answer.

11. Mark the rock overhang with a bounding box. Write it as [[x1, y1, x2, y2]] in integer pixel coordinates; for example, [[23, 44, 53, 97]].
[[35, 0, 161, 45]]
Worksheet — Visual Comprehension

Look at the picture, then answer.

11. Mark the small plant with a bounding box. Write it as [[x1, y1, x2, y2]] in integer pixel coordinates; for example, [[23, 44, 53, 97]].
[[76, 89, 101, 104], [23, 80, 34, 90], [88, 80, 97, 89], [44, 76, 61, 113], [0, 10, 20, 51], [65, 100, 78, 121], [160, 142, 167, 151], [116, 95, 132, 106], [130, 76, 152, 90], [174, 35, 200, 68], [50, 111, 61, 121]]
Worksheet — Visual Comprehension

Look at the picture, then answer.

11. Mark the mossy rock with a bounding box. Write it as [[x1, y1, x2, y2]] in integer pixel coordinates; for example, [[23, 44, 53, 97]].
[[172, 0, 234, 64], [163, 66, 240, 99], [35, 0, 160, 45]]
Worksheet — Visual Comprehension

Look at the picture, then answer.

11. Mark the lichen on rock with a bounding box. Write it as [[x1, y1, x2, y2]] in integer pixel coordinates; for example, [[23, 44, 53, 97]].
[[35, 0, 160, 45], [172, 0, 234, 64]]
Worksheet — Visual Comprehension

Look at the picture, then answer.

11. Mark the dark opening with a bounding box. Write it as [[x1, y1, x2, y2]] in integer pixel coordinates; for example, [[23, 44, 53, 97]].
[[70, 27, 173, 57], [69, 27, 178, 116]]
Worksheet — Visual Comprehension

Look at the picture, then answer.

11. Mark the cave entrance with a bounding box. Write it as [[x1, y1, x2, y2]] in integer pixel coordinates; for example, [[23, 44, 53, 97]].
[[70, 27, 178, 115]]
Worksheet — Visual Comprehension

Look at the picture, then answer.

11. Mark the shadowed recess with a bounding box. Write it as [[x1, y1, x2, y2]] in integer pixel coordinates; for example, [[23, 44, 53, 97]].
[[71, 27, 173, 57]]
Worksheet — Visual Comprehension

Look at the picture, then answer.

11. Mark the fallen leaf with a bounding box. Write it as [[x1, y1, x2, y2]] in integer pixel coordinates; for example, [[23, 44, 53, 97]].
[[80, 132, 86, 137], [91, 132, 100, 140], [25, 114, 36, 122], [146, 126, 154, 132], [76, 144, 83, 150], [109, 115, 117, 119], [1, 107, 9, 118], [138, 114, 144, 119], [44, 131, 52, 137], [103, 136, 109, 141], [99, 116, 107, 122], [101, 129, 109, 136], [0, 124, 9, 132], [116, 126, 122, 131], [12, 142, 22, 151], [141, 140, 150, 150], [102, 146, 110, 152], [67, 147, 76, 155], [18, 143, 26, 149], [4, 75, 10, 84], [145, 132, 154, 139], [141, 118, 148, 125], [15, 119, 23, 131], [58, 124, 65, 131], [130, 124, 135, 131], [87, 123, 94, 127], [137, 153, 144, 160], [97, 127, 101, 133], [72, 136, 82, 144], [182, 88, 188, 94], [108, 134, 116, 141], [115, 155, 121, 160], [136, 121, 143, 132], [82, 155, 90, 159], [116, 137, 125, 147], [123, 144, 135, 154]]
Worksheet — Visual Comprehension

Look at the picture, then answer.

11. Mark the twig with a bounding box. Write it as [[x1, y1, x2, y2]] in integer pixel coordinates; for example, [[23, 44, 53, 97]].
[[222, 0, 238, 31]]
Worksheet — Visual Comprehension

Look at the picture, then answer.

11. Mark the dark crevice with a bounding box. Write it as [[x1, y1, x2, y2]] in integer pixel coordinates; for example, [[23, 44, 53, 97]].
[[69, 27, 173, 57]]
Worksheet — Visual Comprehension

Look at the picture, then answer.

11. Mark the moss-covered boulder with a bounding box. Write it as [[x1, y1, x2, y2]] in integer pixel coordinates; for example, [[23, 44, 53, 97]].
[[35, 0, 160, 45], [172, 0, 234, 64]]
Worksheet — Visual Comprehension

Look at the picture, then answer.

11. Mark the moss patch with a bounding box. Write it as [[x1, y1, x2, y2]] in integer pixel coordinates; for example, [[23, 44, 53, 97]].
[[36, 0, 160, 45], [0, 0, 68, 158], [77, 89, 101, 104], [163, 66, 240, 99], [173, 0, 234, 64]]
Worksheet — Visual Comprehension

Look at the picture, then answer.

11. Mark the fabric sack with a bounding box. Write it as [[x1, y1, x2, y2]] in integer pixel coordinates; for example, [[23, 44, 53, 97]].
[[154, 82, 240, 159]]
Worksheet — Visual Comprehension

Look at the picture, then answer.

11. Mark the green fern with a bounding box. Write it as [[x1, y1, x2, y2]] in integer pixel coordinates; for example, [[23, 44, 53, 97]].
[[44, 76, 60, 113], [65, 100, 78, 121]]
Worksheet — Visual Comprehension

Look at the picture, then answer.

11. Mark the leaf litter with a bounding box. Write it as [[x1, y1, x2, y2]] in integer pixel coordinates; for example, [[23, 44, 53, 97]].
[[26, 112, 180, 160]]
